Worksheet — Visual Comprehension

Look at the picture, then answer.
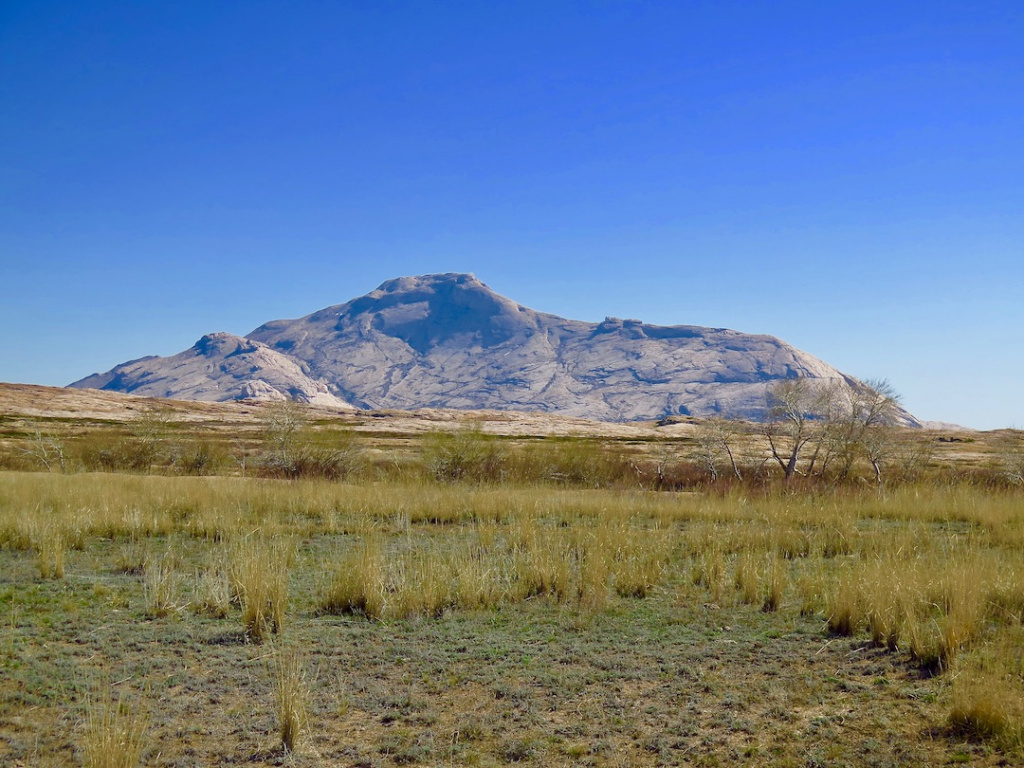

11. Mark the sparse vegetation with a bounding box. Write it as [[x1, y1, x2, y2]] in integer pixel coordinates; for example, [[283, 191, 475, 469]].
[[0, 396, 1022, 765]]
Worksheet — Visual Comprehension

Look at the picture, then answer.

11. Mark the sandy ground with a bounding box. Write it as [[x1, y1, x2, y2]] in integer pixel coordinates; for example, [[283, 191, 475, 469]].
[[0, 382, 700, 439]]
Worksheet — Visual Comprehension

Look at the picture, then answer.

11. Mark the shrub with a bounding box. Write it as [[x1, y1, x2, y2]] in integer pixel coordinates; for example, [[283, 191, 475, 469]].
[[173, 441, 228, 476], [422, 427, 506, 483], [256, 431, 365, 480], [514, 438, 639, 488]]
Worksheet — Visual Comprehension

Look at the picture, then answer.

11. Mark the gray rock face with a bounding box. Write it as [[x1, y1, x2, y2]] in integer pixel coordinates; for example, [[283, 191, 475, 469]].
[[70, 273, 902, 421], [70, 332, 352, 408]]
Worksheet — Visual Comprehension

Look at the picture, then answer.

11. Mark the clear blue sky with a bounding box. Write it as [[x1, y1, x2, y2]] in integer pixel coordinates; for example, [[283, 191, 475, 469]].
[[2, 1, 1021, 429]]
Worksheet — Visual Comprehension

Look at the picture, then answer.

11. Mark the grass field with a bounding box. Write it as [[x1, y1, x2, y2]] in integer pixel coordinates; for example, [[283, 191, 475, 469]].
[[1, 467, 1022, 767]]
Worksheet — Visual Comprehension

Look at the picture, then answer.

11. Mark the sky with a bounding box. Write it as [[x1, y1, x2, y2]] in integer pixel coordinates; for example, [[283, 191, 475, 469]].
[[1, 1, 1022, 429]]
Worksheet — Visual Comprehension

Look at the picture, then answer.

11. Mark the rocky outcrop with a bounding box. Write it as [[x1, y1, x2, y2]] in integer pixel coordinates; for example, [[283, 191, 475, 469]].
[[70, 332, 352, 408]]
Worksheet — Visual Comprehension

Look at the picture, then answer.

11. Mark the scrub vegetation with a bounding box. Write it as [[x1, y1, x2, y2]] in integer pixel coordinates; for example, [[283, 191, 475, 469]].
[[0, 395, 1022, 766]]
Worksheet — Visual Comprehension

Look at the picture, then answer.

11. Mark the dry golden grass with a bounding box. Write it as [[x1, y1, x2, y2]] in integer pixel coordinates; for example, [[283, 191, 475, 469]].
[[191, 554, 232, 618], [143, 552, 179, 618], [230, 535, 292, 642], [1, 468, 1023, 764], [81, 682, 149, 768], [949, 627, 1024, 748], [272, 643, 310, 754], [31, 521, 66, 579]]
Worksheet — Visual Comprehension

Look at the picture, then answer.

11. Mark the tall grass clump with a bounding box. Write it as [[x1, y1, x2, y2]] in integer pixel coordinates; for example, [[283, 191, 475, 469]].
[[231, 536, 291, 642], [81, 682, 149, 768], [575, 532, 612, 611], [734, 550, 761, 606], [611, 526, 670, 599], [948, 629, 1024, 750], [322, 534, 513, 620], [510, 523, 573, 602], [144, 553, 180, 618], [904, 566, 986, 671], [319, 536, 386, 618], [861, 561, 911, 650], [192, 555, 232, 618], [32, 521, 66, 579], [115, 537, 149, 576], [692, 545, 727, 604], [762, 554, 787, 612], [272, 643, 309, 753], [826, 571, 861, 636]]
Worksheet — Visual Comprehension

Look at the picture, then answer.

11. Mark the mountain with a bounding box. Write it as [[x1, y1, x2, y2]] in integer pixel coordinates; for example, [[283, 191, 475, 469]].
[[70, 273, 909, 422]]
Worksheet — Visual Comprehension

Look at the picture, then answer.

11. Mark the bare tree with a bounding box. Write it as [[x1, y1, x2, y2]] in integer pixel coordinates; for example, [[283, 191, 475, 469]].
[[260, 400, 308, 468], [23, 430, 68, 473], [693, 418, 744, 481], [887, 436, 930, 483], [828, 378, 904, 482], [128, 405, 176, 469], [765, 377, 905, 484], [650, 441, 680, 488], [851, 379, 904, 485], [764, 378, 836, 481]]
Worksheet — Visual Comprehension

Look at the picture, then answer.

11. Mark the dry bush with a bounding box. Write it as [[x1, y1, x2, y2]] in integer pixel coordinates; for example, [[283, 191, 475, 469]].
[[172, 439, 229, 476], [73, 432, 164, 473], [422, 427, 506, 483], [514, 438, 640, 488]]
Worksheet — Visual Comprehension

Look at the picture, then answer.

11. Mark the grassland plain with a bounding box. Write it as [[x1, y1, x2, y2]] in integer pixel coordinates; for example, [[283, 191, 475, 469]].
[[0, 470, 1022, 767]]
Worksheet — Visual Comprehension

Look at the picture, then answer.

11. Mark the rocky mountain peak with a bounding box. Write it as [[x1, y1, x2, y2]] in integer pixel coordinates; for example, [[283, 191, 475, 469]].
[[193, 332, 258, 357], [321, 272, 531, 354], [70, 274, 914, 423]]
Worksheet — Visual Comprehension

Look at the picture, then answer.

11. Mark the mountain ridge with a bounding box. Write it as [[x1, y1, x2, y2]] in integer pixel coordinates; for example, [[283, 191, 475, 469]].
[[70, 273, 912, 423]]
